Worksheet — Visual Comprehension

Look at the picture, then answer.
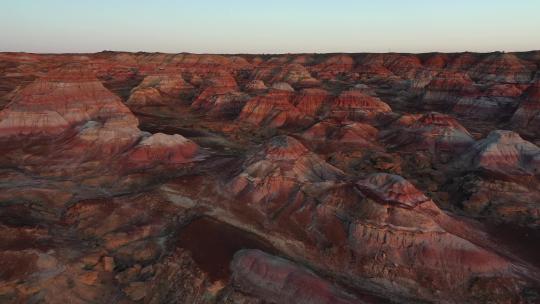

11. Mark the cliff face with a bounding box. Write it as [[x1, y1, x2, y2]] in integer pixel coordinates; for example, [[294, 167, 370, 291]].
[[0, 51, 539, 304]]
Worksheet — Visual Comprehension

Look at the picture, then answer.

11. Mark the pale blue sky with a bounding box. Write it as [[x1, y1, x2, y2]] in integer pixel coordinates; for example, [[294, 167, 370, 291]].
[[1, 0, 539, 53]]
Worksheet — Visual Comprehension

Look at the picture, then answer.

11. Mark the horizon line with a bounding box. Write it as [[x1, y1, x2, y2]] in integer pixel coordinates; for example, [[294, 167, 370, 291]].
[[2, 49, 540, 56]]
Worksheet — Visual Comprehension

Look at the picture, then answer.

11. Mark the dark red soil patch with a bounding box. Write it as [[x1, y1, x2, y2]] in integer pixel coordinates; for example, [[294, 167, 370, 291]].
[[487, 223, 540, 268], [176, 216, 275, 282], [0, 251, 38, 281]]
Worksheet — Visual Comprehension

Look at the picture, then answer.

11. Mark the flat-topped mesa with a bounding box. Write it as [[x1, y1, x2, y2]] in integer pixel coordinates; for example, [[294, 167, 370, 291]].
[[421, 71, 478, 109], [382, 112, 475, 154], [126, 74, 194, 107], [511, 81, 540, 137], [468, 53, 536, 84], [0, 64, 138, 137], [329, 90, 392, 121], [231, 250, 359, 304], [356, 173, 430, 208], [460, 130, 540, 177]]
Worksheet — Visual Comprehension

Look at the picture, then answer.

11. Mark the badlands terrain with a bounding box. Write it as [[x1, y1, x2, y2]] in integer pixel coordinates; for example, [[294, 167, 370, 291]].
[[0, 51, 539, 303]]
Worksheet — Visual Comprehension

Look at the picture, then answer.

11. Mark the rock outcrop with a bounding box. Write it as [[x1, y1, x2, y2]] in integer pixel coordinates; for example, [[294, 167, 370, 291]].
[[302, 121, 379, 148], [382, 112, 475, 156], [451, 130, 540, 227], [313, 55, 355, 79], [293, 88, 330, 117], [468, 53, 535, 84], [243, 79, 267, 92], [459, 130, 540, 177], [222, 136, 534, 303], [192, 91, 250, 118], [191, 71, 240, 114], [421, 71, 478, 110], [511, 81, 540, 137], [237, 91, 310, 128], [0, 65, 138, 137], [0, 64, 202, 200], [270, 81, 295, 92], [126, 74, 194, 107], [230, 250, 360, 304], [330, 90, 391, 121]]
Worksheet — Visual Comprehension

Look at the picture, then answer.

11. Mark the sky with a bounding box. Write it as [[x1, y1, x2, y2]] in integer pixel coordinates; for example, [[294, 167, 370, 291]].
[[1, 0, 539, 54]]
